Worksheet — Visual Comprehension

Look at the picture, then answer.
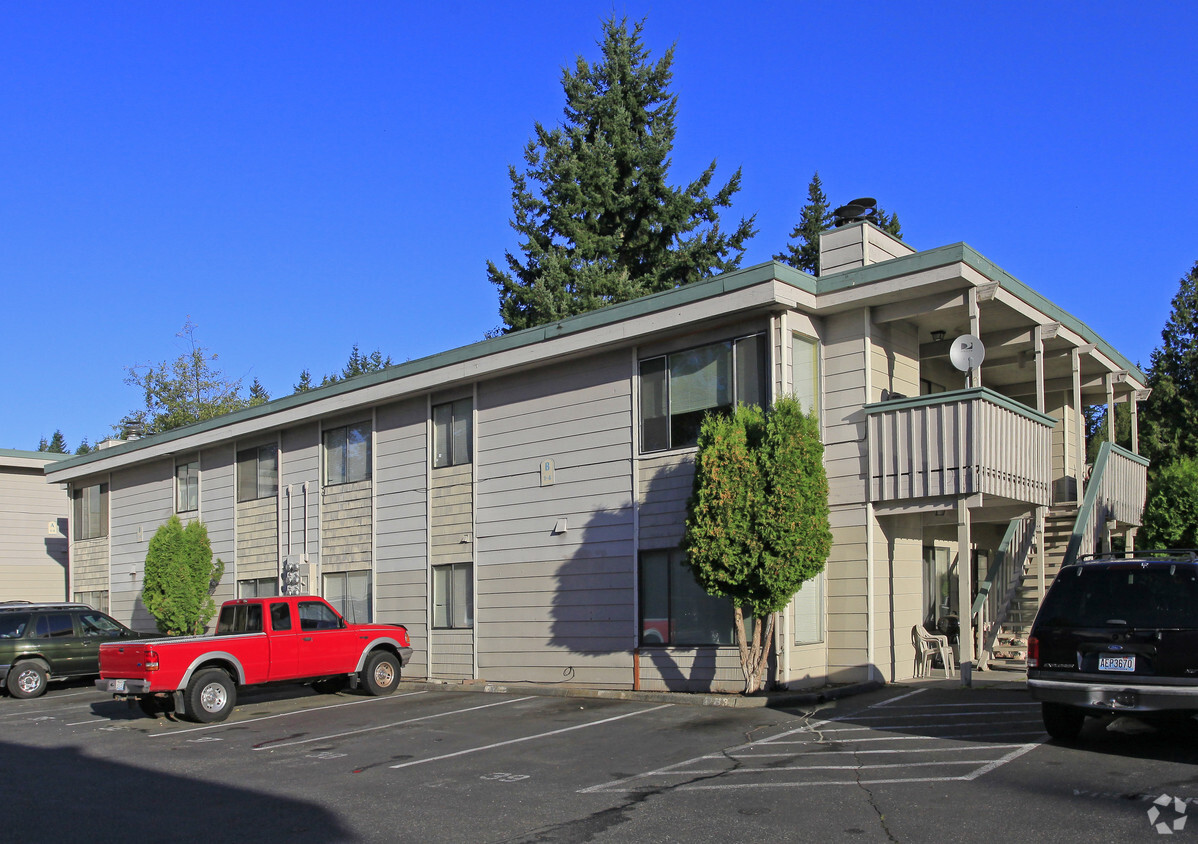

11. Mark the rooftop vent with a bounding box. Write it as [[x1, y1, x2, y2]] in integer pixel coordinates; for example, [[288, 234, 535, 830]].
[[832, 197, 878, 228]]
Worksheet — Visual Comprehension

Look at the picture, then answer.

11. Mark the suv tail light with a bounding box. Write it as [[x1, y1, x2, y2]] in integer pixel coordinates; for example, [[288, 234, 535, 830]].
[[144, 649, 160, 671], [1026, 636, 1039, 668]]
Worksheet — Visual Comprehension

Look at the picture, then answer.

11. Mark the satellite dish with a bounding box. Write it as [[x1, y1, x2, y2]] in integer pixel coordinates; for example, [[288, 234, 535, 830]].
[[949, 334, 985, 372]]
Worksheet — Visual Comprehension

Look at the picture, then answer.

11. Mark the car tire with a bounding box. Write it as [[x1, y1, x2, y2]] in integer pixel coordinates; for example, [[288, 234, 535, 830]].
[[182, 668, 237, 723], [361, 651, 400, 696], [6, 660, 49, 699], [1042, 702, 1086, 742]]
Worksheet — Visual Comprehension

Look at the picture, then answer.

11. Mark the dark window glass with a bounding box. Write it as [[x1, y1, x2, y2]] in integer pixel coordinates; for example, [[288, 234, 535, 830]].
[[270, 602, 293, 631], [433, 399, 472, 468], [298, 601, 343, 631], [176, 460, 199, 513], [0, 614, 30, 638], [1038, 565, 1198, 629], [35, 614, 74, 638], [216, 603, 263, 635], [433, 563, 473, 628], [324, 422, 372, 485], [638, 550, 741, 646], [237, 446, 278, 502], [78, 613, 123, 637], [72, 483, 108, 540]]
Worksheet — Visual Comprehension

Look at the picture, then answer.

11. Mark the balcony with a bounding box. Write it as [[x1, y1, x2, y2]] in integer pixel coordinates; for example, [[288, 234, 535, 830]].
[[865, 388, 1056, 506]]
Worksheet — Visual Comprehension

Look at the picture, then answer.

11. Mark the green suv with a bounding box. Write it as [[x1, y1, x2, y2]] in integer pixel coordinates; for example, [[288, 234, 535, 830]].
[[0, 602, 146, 698]]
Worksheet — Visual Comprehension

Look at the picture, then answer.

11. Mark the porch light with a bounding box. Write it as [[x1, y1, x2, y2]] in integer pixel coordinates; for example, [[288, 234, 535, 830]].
[[931, 330, 946, 342]]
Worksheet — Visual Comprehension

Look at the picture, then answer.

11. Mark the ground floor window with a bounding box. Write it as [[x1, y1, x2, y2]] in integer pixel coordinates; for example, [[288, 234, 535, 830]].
[[73, 590, 109, 613], [792, 573, 824, 645], [238, 577, 278, 599], [639, 549, 738, 646], [923, 545, 956, 634], [433, 563, 473, 629], [324, 570, 372, 623]]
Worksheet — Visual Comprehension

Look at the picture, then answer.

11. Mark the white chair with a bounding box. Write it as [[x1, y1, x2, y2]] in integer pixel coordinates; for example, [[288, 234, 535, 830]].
[[912, 624, 956, 678]]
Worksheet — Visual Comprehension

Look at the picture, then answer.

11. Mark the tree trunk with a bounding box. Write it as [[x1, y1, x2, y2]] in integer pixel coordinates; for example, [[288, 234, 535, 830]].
[[736, 609, 776, 694]]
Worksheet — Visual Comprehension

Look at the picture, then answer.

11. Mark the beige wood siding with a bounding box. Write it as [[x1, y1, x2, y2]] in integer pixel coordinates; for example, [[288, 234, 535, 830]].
[[637, 452, 694, 550], [321, 479, 372, 572], [376, 398, 428, 673], [431, 462, 472, 565], [280, 423, 320, 581], [237, 496, 278, 582], [110, 461, 173, 630], [71, 538, 108, 597], [0, 464, 68, 601], [475, 351, 634, 686], [430, 628, 473, 680]]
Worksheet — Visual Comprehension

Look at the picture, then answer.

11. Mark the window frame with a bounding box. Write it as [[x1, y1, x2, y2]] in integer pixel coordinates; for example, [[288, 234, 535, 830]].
[[432, 562, 474, 629], [637, 549, 742, 647], [322, 569, 373, 623], [237, 577, 278, 599], [639, 333, 768, 454], [792, 572, 825, 646], [432, 398, 473, 469], [72, 483, 108, 540], [175, 458, 200, 513], [323, 421, 372, 487], [236, 444, 278, 503], [790, 331, 821, 419]]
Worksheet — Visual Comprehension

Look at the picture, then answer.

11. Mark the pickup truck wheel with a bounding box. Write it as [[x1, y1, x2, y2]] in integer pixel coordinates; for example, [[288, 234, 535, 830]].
[[1042, 702, 1086, 743], [7, 660, 49, 699], [183, 668, 237, 723], [361, 652, 400, 696]]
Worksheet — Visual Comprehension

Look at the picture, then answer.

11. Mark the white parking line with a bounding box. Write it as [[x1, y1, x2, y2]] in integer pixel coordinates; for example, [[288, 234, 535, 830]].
[[389, 703, 673, 769], [67, 718, 109, 726], [150, 690, 430, 737], [254, 695, 537, 750]]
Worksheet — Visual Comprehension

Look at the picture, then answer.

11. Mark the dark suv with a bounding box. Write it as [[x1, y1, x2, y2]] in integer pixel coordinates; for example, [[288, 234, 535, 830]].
[[0, 602, 146, 698], [1027, 551, 1198, 741]]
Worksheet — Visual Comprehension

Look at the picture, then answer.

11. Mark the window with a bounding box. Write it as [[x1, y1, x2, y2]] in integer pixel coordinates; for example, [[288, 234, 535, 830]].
[[923, 545, 955, 629], [639, 549, 740, 646], [217, 603, 263, 635], [237, 445, 278, 502], [640, 335, 767, 452], [324, 422, 372, 485], [792, 574, 824, 645], [323, 570, 372, 623], [791, 332, 820, 417], [298, 600, 343, 631], [78, 612, 124, 638], [433, 563, 473, 629], [238, 577, 278, 599], [72, 483, 108, 540], [35, 614, 74, 639], [920, 379, 947, 395], [269, 602, 293, 631], [433, 399, 472, 468], [176, 459, 199, 513], [74, 590, 109, 613]]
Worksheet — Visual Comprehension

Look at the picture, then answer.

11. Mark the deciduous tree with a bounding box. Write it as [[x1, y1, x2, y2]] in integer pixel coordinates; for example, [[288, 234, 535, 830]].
[[488, 17, 755, 332]]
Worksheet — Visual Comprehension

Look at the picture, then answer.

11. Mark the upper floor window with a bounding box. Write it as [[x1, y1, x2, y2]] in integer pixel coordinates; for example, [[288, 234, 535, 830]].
[[237, 445, 278, 502], [73, 483, 108, 540], [175, 459, 199, 513], [324, 422, 372, 485], [433, 398, 472, 468], [640, 334, 767, 452], [792, 332, 820, 417]]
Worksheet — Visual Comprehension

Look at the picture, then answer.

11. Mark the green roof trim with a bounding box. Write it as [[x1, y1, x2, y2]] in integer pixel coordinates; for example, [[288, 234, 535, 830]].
[[0, 448, 72, 461]]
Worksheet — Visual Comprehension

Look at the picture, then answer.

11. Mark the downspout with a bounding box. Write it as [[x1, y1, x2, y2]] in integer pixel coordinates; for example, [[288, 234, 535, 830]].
[[864, 307, 876, 682], [773, 312, 789, 688]]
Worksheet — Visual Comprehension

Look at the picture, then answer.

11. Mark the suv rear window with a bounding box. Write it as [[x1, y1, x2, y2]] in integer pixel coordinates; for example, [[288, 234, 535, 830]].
[[1038, 564, 1198, 629], [0, 614, 30, 638]]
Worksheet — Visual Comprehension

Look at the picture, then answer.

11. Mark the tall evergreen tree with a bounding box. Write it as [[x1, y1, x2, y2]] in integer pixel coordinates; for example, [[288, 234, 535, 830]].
[[488, 17, 756, 333], [774, 172, 831, 275], [1140, 262, 1198, 464], [46, 430, 67, 453]]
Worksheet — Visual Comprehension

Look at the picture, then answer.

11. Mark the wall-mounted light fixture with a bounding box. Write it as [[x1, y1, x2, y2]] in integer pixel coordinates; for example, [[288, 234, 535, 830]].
[[931, 330, 947, 343]]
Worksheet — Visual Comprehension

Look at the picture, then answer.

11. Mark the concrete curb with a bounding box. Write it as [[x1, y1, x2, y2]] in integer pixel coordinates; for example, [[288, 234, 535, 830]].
[[394, 678, 885, 708]]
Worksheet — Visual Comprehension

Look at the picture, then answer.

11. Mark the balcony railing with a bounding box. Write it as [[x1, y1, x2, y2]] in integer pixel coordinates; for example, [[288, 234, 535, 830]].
[[865, 388, 1056, 505], [1063, 442, 1149, 565]]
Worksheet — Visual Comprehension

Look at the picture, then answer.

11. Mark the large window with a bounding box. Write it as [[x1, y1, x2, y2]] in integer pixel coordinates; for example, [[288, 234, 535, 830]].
[[639, 549, 739, 646], [74, 590, 109, 613], [72, 483, 108, 540], [640, 334, 767, 452], [791, 332, 820, 417], [324, 422, 372, 485], [433, 562, 473, 629], [237, 445, 278, 502], [176, 459, 199, 513], [323, 570, 372, 623], [433, 399, 472, 468]]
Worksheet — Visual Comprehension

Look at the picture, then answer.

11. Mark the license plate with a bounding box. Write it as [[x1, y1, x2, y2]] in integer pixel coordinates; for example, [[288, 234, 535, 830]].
[[106, 679, 127, 692], [1098, 655, 1135, 672]]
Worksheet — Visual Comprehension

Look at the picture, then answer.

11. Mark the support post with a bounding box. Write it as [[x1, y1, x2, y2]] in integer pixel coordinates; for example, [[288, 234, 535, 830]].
[[957, 497, 974, 686]]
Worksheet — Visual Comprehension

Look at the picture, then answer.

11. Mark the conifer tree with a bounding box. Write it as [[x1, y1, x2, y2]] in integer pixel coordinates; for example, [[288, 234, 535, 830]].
[[774, 172, 831, 275], [488, 17, 756, 332], [142, 515, 224, 636], [1141, 262, 1198, 464]]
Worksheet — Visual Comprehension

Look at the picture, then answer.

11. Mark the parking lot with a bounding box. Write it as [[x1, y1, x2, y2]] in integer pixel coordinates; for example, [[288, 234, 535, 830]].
[[4, 677, 1198, 842]]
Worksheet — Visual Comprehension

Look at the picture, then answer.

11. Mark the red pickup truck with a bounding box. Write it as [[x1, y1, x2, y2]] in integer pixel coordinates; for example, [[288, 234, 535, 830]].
[[96, 596, 413, 723]]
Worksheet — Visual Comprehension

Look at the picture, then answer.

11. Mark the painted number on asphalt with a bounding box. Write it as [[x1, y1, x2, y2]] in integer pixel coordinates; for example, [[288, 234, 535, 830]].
[[481, 772, 530, 783]]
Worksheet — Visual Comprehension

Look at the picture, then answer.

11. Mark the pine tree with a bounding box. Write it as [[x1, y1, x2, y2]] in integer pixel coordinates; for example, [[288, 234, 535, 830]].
[[488, 17, 756, 333], [46, 430, 67, 453], [248, 378, 270, 405], [1141, 262, 1198, 464], [774, 172, 831, 275], [294, 369, 314, 394], [143, 515, 224, 635]]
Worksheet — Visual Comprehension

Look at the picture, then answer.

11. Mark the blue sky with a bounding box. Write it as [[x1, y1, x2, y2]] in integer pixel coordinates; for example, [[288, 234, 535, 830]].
[[2, 2, 1194, 451]]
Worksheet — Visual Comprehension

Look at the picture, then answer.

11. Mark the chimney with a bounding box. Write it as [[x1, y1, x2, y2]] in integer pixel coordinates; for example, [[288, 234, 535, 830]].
[[818, 197, 915, 276]]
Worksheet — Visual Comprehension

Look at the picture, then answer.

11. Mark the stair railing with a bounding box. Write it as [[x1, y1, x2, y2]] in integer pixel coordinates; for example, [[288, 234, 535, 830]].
[[971, 512, 1037, 670], [1062, 442, 1149, 567]]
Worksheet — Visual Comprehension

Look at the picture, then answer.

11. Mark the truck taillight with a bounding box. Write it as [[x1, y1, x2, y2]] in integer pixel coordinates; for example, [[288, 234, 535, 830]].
[[1026, 636, 1039, 668], [144, 649, 160, 671]]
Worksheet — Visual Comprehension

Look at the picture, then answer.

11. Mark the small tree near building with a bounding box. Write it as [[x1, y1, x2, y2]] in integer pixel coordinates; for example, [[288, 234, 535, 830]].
[[1141, 457, 1198, 549], [142, 515, 225, 635], [683, 396, 832, 693]]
